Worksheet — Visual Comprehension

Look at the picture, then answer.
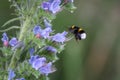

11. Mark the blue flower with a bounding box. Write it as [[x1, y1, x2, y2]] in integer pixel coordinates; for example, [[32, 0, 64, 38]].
[[39, 19, 52, 39], [44, 46, 57, 53], [33, 25, 42, 38], [39, 62, 56, 76], [52, 31, 68, 43], [33, 21, 52, 39], [33, 25, 42, 35], [49, 0, 61, 14], [41, 2, 50, 10], [1, 32, 9, 46], [8, 69, 16, 80], [41, 0, 61, 14], [1, 32, 9, 42], [9, 37, 18, 47], [41, 27, 52, 39], [29, 55, 46, 70]]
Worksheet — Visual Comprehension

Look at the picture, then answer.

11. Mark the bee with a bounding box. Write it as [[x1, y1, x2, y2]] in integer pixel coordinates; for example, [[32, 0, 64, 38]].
[[69, 25, 86, 40]]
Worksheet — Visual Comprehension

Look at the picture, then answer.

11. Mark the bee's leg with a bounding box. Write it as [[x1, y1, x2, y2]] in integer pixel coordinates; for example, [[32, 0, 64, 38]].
[[76, 34, 81, 40], [75, 34, 79, 41]]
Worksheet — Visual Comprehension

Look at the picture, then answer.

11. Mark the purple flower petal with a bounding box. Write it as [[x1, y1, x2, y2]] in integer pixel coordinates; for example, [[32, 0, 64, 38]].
[[29, 55, 39, 65], [9, 37, 18, 47], [44, 46, 57, 53], [41, 2, 50, 10], [29, 55, 46, 70], [49, 0, 61, 14], [39, 62, 56, 76], [41, 0, 61, 14], [33, 25, 42, 35], [1, 32, 9, 42], [52, 31, 68, 43], [48, 0, 54, 3], [32, 57, 46, 70], [41, 27, 52, 39], [8, 69, 16, 80]]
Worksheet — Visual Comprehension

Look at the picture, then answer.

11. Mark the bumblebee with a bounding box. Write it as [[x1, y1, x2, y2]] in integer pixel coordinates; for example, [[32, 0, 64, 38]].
[[69, 25, 86, 40]]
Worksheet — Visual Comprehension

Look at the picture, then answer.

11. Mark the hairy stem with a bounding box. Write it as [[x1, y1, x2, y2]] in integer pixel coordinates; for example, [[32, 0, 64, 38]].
[[8, 17, 31, 69], [19, 17, 31, 41]]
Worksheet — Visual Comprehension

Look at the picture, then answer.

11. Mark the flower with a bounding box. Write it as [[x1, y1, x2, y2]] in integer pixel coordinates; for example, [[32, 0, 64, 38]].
[[9, 37, 18, 47], [39, 19, 52, 39], [33, 25, 42, 38], [8, 69, 16, 80], [51, 31, 68, 43], [41, 27, 52, 39], [33, 21, 53, 39], [29, 55, 46, 70], [41, 2, 50, 10], [41, 0, 61, 14], [1, 32, 9, 46], [39, 62, 56, 76], [33, 25, 42, 35], [49, 0, 61, 14], [44, 46, 57, 53]]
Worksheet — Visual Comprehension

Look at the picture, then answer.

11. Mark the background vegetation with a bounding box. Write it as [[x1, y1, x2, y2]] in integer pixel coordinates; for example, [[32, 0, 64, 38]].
[[0, 0, 120, 80]]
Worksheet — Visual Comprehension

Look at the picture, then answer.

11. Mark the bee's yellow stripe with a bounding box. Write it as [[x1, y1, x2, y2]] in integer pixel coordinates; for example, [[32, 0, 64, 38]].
[[71, 25, 75, 29], [78, 28, 82, 32]]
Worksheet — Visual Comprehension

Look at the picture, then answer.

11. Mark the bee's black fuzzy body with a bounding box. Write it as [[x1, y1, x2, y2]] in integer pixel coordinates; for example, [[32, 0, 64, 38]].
[[69, 25, 86, 40]]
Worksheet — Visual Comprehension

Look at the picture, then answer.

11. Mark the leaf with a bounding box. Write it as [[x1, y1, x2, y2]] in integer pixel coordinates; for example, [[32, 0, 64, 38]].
[[1, 17, 21, 28], [0, 26, 20, 32]]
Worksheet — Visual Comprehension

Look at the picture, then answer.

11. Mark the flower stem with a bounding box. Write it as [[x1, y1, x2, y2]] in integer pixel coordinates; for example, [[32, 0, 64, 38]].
[[8, 17, 31, 69], [8, 51, 17, 69], [19, 17, 31, 41]]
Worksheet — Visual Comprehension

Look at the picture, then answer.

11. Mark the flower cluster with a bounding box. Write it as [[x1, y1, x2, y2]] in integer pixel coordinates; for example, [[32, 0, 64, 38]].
[[29, 55, 56, 76], [0, 0, 76, 80], [41, 0, 61, 14], [29, 19, 68, 75], [33, 19, 68, 43], [1, 33, 19, 47], [1, 18, 68, 78]]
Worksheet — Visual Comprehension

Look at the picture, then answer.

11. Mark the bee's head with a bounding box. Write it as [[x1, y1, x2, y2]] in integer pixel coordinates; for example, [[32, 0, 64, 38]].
[[69, 25, 78, 33]]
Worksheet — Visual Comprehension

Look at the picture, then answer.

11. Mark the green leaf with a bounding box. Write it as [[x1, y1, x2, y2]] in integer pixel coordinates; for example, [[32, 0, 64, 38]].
[[32, 70, 40, 79], [0, 47, 13, 56], [0, 26, 20, 32], [1, 17, 21, 28]]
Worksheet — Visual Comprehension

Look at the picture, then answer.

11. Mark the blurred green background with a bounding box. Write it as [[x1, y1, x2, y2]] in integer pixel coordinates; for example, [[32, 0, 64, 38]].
[[0, 0, 120, 80]]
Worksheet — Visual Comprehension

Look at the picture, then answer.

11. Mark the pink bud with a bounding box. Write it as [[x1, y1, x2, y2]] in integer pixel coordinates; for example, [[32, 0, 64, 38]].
[[35, 34, 41, 38], [3, 41, 9, 47]]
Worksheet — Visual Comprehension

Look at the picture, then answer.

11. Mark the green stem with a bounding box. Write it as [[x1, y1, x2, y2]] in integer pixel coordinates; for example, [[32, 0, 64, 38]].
[[8, 51, 17, 69], [8, 17, 31, 69], [19, 17, 31, 41]]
